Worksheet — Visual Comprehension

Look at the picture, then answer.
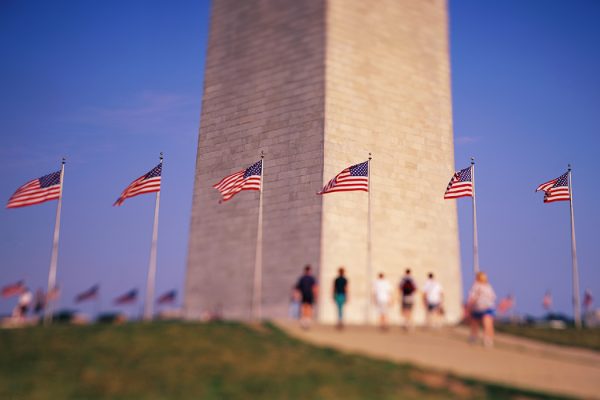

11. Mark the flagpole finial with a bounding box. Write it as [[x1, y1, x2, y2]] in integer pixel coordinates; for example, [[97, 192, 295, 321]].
[[568, 163, 572, 171], [159, 152, 164, 163], [470, 156, 475, 165], [260, 150, 264, 159], [368, 152, 372, 161], [61, 157, 66, 165]]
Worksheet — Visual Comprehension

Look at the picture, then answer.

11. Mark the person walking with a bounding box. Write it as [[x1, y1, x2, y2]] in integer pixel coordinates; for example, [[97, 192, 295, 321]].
[[422, 272, 443, 327], [399, 269, 417, 330], [295, 265, 318, 329], [332, 267, 348, 329], [33, 288, 46, 317], [467, 271, 497, 347], [14, 287, 32, 321], [583, 289, 593, 314], [373, 272, 392, 331], [288, 285, 301, 319]]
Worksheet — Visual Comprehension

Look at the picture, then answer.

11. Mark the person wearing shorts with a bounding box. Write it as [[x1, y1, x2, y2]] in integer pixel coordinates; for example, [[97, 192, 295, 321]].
[[399, 269, 417, 330], [15, 288, 32, 321], [332, 267, 348, 329], [422, 273, 443, 327], [295, 265, 318, 329], [467, 271, 497, 347], [373, 272, 392, 331]]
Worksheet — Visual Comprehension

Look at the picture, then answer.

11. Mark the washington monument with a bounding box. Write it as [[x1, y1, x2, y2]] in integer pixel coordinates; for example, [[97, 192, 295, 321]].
[[185, 0, 462, 325]]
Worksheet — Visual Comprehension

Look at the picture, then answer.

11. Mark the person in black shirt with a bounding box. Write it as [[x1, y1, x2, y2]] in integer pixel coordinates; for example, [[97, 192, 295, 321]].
[[333, 267, 348, 329], [399, 269, 417, 330], [295, 265, 318, 329]]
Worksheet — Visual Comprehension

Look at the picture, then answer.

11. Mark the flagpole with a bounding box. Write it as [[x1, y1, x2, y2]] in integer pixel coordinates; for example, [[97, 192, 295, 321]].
[[567, 164, 581, 328], [252, 151, 265, 320], [366, 153, 372, 324], [44, 158, 66, 325], [143, 153, 163, 321], [471, 157, 480, 274]]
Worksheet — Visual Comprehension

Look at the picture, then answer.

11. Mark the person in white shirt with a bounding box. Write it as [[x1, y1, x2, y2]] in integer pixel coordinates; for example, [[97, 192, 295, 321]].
[[14, 288, 32, 320], [422, 273, 443, 327], [467, 271, 497, 347], [373, 272, 392, 330]]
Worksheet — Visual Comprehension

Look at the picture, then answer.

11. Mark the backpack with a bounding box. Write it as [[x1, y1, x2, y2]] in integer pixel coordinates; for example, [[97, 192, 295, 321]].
[[401, 278, 415, 295]]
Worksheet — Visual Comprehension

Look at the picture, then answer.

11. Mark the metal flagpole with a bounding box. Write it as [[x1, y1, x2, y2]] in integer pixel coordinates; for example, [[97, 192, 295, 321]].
[[471, 157, 480, 274], [44, 158, 66, 325], [143, 153, 163, 321], [366, 153, 372, 324], [567, 164, 581, 328], [252, 151, 265, 320]]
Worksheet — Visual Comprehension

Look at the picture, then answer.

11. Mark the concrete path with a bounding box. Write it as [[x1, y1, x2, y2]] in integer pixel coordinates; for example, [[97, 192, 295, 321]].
[[276, 321, 600, 399]]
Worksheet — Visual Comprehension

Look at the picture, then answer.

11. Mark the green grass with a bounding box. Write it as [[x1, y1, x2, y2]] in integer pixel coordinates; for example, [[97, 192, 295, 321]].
[[0, 321, 571, 400], [496, 324, 600, 352]]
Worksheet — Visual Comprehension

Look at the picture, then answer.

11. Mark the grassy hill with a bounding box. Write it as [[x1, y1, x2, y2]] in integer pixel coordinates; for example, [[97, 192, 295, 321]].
[[496, 324, 600, 351], [0, 321, 569, 399]]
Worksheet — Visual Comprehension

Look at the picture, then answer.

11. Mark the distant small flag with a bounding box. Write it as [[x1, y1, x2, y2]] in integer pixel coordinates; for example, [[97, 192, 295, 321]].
[[156, 290, 177, 305], [543, 291, 552, 311], [444, 167, 473, 199], [114, 164, 162, 206], [7, 171, 61, 208], [583, 290, 593, 311], [1, 281, 25, 298], [318, 161, 369, 194], [536, 172, 570, 203], [213, 160, 262, 202], [114, 289, 138, 305], [75, 285, 99, 303], [497, 295, 515, 315]]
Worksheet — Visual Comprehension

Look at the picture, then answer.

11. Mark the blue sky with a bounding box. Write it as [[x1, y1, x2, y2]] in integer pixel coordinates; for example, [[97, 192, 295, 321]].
[[0, 0, 598, 318]]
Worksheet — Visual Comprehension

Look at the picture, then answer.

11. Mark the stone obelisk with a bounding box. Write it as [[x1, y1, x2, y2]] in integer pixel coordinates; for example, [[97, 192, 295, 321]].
[[185, 0, 462, 325]]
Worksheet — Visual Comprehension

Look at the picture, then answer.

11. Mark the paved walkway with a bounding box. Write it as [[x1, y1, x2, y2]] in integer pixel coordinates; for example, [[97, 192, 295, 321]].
[[276, 321, 600, 399]]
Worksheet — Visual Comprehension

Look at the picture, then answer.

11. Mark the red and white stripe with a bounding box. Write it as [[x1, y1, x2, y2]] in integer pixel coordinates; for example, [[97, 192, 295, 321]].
[[536, 179, 557, 193], [114, 175, 161, 206], [536, 175, 570, 203], [543, 186, 570, 203], [6, 178, 61, 209], [444, 179, 473, 199], [1, 281, 25, 298], [213, 171, 261, 202], [318, 169, 368, 194]]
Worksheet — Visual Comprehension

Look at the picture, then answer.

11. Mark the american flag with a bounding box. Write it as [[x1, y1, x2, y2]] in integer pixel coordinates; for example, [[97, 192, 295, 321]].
[[536, 172, 570, 203], [1, 281, 25, 298], [583, 290, 593, 310], [444, 167, 473, 199], [543, 291, 552, 311], [75, 285, 99, 303], [318, 161, 369, 194], [114, 163, 162, 206], [156, 290, 176, 305], [114, 289, 138, 305], [213, 160, 262, 202], [7, 170, 61, 208], [497, 295, 515, 315]]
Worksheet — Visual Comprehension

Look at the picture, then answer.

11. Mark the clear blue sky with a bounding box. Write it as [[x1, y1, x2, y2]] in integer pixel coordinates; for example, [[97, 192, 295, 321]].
[[0, 0, 598, 317]]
